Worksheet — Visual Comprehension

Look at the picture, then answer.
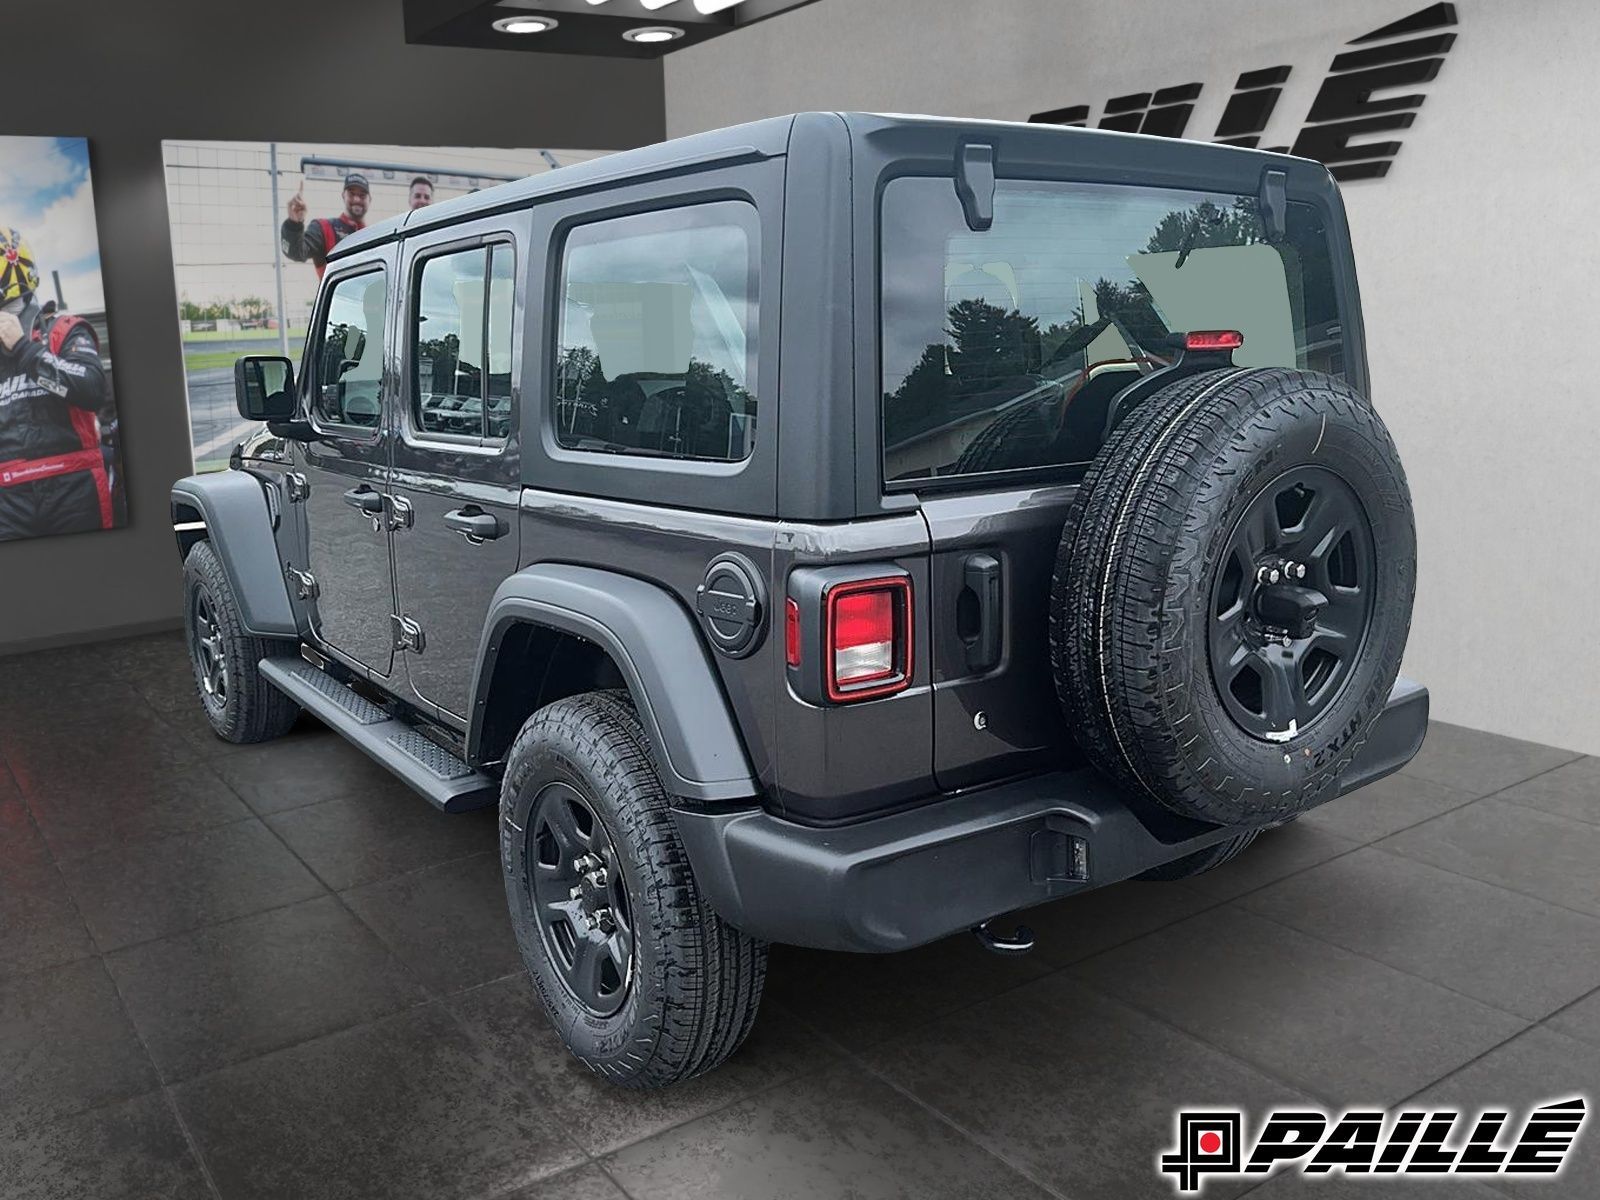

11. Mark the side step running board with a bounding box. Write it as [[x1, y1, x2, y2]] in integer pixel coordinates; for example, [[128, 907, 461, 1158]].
[[259, 656, 497, 813]]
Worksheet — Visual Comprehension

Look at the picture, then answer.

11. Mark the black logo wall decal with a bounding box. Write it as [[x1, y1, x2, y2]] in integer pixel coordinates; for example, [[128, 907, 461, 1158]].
[[1028, 3, 1458, 182]]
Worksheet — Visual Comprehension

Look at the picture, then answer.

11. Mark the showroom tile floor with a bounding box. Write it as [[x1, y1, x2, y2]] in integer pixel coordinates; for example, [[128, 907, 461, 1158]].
[[1, 631, 1597, 1199]]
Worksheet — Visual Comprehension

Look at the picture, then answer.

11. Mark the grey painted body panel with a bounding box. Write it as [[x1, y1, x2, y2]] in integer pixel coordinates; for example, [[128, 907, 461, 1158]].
[[389, 211, 530, 720], [290, 247, 401, 679], [171, 471, 299, 637], [471, 563, 758, 802]]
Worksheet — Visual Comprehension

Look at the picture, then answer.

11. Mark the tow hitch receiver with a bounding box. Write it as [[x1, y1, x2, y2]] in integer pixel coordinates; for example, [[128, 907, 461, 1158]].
[[973, 919, 1035, 956]]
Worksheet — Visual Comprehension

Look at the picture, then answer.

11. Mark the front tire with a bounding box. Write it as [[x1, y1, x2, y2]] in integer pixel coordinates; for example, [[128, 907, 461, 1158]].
[[182, 539, 300, 744], [500, 691, 766, 1088]]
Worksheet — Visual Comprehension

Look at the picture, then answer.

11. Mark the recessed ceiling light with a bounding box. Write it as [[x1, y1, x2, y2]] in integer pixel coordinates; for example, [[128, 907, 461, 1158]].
[[623, 25, 683, 43], [492, 14, 558, 33]]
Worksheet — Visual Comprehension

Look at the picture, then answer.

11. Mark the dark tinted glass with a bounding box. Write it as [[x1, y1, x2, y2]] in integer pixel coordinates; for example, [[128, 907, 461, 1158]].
[[555, 202, 758, 464], [486, 245, 514, 440], [880, 178, 1341, 484], [413, 244, 515, 442], [312, 269, 386, 429]]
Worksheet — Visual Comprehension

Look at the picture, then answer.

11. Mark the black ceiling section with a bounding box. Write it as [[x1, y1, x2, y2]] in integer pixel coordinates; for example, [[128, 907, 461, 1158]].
[[405, 0, 821, 58]]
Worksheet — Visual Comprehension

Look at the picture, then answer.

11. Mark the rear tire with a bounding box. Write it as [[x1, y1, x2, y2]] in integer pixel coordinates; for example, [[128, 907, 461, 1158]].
[[182, 539, 300, 744], [500, 690, 766, 1088]]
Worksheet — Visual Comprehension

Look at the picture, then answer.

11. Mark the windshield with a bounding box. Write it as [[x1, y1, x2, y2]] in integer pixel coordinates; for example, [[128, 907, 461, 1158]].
[[880, 177, 1343, 484]]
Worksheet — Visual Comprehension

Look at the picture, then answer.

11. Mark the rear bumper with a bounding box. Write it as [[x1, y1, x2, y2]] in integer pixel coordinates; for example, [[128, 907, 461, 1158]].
[[674, 678, 1428, 953]]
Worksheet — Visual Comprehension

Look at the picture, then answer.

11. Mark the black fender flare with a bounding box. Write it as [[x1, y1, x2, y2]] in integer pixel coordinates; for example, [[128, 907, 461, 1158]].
[[171, 472, 299, 637], [469, 565, 759, 803]]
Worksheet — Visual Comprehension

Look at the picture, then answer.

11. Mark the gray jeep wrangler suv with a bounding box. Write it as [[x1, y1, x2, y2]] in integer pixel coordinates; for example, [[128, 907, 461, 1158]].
[[171, 113, 1427, 1088]]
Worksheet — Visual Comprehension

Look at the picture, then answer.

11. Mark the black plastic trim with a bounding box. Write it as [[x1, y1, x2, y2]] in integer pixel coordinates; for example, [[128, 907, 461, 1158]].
[[675, 678, 1428, 951], [470, 564, 759, 802], [171, 472, 300, 638]]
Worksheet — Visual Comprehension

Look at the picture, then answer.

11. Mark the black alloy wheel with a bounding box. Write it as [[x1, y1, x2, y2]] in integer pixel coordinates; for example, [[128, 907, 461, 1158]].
[[527, 780, 634, 1017], [190, 584, 230, 713], [1208, 465, 1376, 742]]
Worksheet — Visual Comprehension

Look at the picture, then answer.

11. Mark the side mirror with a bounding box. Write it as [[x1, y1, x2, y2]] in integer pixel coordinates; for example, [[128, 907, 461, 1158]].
[[235, 356, 297, 422]]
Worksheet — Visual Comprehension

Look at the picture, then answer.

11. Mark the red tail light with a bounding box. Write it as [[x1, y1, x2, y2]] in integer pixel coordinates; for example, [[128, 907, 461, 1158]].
[[784, 598, 801, 668], [1185, 329, 1244, 351], [825, 577, 911, 701]]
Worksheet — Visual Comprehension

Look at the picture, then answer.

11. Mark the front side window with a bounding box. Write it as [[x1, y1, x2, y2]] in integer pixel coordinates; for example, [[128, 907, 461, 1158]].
[[311, 269, 387, 429], [413, 243, 515, 442], [555, 201, 758, 464], [880, 178, 1342, 484]]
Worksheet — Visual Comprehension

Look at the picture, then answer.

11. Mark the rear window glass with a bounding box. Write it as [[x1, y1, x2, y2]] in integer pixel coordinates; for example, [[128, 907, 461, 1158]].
[[880, 178, 1342, 485], [555, 202, 758, 464]]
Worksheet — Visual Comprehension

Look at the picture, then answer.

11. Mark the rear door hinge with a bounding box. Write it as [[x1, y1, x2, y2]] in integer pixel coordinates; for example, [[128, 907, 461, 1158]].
[[387, 493, 414, 531], [285, 472, 309, 502], [391, 614, 425, 654], [285, 564, 318, 600]]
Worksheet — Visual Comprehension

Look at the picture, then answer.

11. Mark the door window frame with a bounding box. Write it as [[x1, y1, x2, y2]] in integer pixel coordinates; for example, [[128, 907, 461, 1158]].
[[523, 159, 784, 517], [303, 262, 391, 442], [400, 229, 521, 456]]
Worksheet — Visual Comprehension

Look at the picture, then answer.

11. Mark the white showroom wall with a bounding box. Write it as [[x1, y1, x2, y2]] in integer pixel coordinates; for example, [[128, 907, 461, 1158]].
[[665, 0, 1600, 755]]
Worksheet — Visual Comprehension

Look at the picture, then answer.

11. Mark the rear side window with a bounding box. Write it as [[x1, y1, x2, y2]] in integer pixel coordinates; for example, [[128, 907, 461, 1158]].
[[554, 201, 758, 464], [311, 268, 387, 430], [879, 178, 1342, 485], [413, 243, 515, 442]]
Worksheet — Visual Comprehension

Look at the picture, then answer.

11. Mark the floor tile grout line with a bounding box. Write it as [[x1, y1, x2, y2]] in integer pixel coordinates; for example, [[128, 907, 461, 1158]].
[[845, 1052, 1077, 1200], [1363, 837, 1600, 924], [39, 810, 266, 872], [593, 1158, 643, 1200], [432, 995, 605, 1185], [66, 836, 497, 966], [442, 977, 849, 1162], [434, 982, 855, 1178], [1064, 970, 1355, 1109], [157, 1085, 226, 1200], [1229, 903, 1551, 1026], [90, 882, 343, 960], [1494, 789, 1600, 829], [1534, 979, 1600, 1030], [248, 795, 459, 1007], [583, 1055, 849, 1160], [149, 992, 439, 1090], [1386, 754, 1591, 832], [1301, 779, 1480, 845], [1390, 1020, 1548, 1110], [1399, 746, 1586, 796], [88, 953, 226, 1200], [333, 844, 503, 902]]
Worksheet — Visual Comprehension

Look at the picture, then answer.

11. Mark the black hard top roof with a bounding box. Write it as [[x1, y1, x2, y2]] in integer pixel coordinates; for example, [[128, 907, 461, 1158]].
[[329, 112, 1315, 261]]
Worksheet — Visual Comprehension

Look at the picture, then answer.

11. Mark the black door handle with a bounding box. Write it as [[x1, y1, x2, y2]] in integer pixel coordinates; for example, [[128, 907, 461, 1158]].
[[342, 486, 384, 515], [962, 553, 1003, 673], [443, 506, 504, 542]]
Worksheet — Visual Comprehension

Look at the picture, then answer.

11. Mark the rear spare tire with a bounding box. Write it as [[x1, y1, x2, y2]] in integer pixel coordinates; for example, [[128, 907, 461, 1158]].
[[1050, 368, 1415, 826]]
